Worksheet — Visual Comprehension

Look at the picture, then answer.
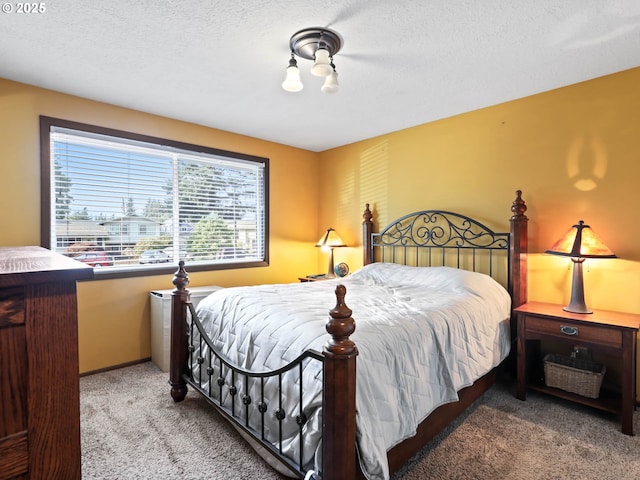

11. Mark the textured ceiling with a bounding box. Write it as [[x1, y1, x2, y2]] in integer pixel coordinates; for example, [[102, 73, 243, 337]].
[[1, 1, 639, 151]]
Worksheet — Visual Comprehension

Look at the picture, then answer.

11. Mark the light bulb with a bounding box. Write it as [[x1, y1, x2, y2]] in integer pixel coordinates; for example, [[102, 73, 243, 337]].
[[282, 56, 303, 92], [310, 47, 332, 77], [321, 69, 339, 93]]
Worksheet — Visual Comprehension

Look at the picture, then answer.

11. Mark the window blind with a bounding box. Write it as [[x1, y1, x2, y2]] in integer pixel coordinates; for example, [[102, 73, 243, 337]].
[[45, 123, 268, 273]]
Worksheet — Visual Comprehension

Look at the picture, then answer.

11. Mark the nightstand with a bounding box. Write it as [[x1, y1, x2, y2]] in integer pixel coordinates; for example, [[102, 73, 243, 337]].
[[298, 274, 330, 282], [515, 301, 640, 435]]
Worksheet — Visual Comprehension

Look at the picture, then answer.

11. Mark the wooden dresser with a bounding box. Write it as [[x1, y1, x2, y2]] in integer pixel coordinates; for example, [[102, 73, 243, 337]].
[[0, 246, 93, 480]]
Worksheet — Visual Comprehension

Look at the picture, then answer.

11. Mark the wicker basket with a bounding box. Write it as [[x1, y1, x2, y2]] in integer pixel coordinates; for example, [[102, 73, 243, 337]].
[[543, 354, 606, 399]]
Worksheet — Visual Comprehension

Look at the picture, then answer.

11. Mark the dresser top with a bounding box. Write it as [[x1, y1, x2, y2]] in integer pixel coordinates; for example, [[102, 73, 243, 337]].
[[0, 246, 94, 286]]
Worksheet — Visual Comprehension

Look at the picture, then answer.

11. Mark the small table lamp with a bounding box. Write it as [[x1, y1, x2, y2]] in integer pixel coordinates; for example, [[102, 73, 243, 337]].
[[546, 220, 616, 314], [316, 227, 346, 278]]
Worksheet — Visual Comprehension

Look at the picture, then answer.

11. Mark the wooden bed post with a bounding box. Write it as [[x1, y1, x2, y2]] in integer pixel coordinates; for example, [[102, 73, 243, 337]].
[[169, 261, 190, 403], [509, 190, 528, 309], [323, 284, 358, 480], [363, 203, 373, 265]]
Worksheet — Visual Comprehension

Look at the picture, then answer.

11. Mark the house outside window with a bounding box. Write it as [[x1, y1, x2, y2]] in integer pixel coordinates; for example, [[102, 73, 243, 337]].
[[40, 117, 269, 277]]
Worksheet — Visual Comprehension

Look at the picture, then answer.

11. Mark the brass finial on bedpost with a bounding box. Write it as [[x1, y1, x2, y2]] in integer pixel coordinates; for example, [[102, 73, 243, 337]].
[[323, 284, 358, 479], [170, 261, 191, 403]]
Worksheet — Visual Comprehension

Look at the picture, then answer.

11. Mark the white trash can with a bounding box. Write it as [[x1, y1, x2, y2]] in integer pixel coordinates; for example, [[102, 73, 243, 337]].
[[149, 285, 223, 372]]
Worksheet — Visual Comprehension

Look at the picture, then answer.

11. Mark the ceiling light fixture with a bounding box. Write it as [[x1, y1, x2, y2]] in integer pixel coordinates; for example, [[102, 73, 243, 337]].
[[282, 27, 342, 94]]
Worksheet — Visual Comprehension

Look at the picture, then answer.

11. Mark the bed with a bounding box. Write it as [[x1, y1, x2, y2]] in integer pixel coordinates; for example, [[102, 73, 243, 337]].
[[169, 190, 529, 480]]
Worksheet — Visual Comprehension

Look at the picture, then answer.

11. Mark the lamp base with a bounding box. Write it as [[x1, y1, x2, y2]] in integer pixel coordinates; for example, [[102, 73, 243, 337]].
[[326, 248, 336, 278], [564, 258, 593, 314], [563, 305, 593, 314]]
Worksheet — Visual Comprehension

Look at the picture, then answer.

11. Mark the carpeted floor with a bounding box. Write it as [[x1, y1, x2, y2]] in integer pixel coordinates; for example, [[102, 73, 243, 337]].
[[80, 362, 640, 479]]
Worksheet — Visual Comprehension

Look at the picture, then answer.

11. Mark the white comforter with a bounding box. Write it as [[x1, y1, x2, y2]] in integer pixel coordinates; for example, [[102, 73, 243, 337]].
[[192, 263, 511, 480]]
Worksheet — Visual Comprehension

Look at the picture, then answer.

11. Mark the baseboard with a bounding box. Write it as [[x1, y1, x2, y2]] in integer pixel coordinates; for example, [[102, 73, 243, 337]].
[[80, 357, 152, 377]]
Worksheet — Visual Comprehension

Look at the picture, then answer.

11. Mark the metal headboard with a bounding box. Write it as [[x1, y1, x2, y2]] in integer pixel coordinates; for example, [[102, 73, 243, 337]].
[[368, 209, 511, 287]]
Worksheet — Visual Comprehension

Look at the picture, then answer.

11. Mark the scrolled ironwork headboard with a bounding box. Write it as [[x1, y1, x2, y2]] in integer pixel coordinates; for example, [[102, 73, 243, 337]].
[[363, 206, 511, 287], [375, 210, 508, 248], [378, 210, 509, 281]]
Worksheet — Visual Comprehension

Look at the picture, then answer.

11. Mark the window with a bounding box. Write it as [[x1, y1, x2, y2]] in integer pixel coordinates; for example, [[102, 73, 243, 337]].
[[40, 117, 269, 277]]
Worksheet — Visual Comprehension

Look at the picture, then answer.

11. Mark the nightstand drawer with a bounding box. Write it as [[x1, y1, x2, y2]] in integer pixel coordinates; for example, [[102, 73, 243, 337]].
[[525, 315, 622, 349]]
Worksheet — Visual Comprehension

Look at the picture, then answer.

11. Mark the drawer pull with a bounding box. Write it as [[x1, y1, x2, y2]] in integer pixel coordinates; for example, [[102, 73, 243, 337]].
[[560, 325, 578, 336]]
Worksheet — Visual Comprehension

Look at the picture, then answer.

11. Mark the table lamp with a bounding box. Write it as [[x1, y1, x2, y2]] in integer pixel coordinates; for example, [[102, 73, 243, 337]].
[[546, 220, 616, 314], [316, 228, 346, 277]]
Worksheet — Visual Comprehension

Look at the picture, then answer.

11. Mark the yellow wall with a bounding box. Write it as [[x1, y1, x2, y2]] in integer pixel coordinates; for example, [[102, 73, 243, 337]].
[[319, 67, 640, 317], [2, 67, 640, 374], [0, 78, 321, 372]]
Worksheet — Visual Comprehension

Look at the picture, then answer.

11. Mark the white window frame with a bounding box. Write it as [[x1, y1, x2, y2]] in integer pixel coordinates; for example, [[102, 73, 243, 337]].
[[40, 117, 269, 278]]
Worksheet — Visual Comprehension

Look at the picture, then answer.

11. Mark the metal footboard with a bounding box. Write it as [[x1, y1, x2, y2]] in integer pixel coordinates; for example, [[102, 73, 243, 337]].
[[183, 301, 324, 478]]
